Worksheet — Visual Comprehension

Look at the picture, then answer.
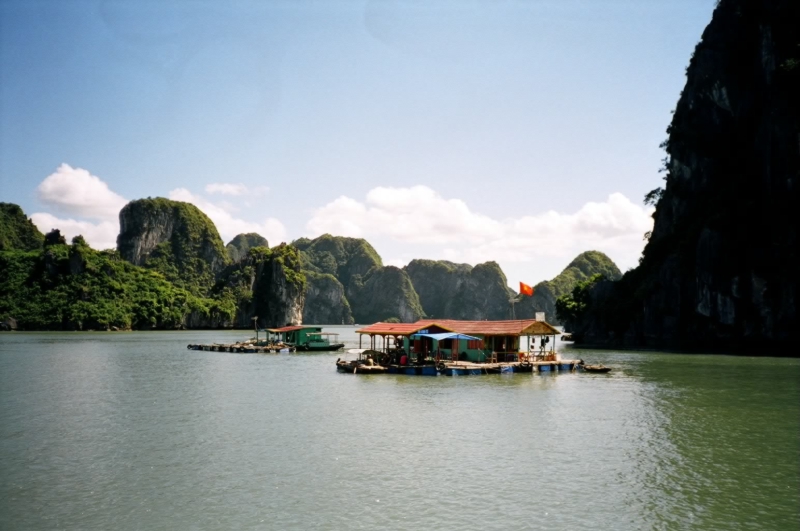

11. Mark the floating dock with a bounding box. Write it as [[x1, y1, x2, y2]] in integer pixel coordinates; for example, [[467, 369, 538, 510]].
[[437, 359, 582, 376], [187, 342, 295, 353], [381, 360, 583, 376]]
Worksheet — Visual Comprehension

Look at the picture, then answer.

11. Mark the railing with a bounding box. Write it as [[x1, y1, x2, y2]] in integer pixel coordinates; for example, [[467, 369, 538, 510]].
[[480, 351, 520, 363]]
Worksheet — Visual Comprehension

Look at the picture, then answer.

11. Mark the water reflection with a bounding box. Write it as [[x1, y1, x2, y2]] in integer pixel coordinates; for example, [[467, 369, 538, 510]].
[[0, 333, 797, 530]]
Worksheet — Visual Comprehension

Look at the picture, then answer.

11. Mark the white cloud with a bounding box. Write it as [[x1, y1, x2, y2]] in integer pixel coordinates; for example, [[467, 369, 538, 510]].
[[306, 186, 653, 272], [29, 164, 128, 250], [36, 164, 128, 220], [168, 188, 286, 245], [30, 212, 119, 250], [204, 182, 269, 197], [307, 185, 502, 244]]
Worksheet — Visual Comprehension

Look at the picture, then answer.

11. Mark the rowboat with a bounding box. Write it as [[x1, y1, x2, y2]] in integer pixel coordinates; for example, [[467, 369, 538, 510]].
[[582, 364, 611, 373], [336, 349, 388, 374]]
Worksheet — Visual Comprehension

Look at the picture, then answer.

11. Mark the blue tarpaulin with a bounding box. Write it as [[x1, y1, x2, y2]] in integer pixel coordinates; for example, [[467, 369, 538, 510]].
[[411, 332, 481, 341]]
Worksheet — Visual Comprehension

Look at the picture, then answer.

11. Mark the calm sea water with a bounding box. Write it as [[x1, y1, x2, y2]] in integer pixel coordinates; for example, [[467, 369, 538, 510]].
[[1, 326, 798, 530]]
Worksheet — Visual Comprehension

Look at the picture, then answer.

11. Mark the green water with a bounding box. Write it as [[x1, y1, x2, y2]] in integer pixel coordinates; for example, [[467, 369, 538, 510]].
[[0, 328, 798, 530]]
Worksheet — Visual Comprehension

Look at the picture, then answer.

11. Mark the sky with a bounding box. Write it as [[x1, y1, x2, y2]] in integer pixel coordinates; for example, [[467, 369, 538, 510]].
[[0, 0, 717, 287]]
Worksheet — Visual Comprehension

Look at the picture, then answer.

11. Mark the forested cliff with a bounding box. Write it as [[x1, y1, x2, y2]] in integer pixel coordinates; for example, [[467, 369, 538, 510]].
[[0, 199, 306, 330]]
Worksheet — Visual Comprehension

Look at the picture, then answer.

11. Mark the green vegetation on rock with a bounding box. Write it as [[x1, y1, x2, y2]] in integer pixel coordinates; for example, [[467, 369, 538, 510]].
[[117, 198, 229, 296], [212, 244, 306, 328], [0, 201, 631, 332], [543, 251, 621, 298], [302, 271, 354, 324], [348, 266, 424, 323], [445, 261, 515, 320], [294, 234, 432, 324], [0, 203, 306, 331], [405, 259, 514, 320], [294, 234, 382, 284], [0, 203, 44, 252], [404, 259, 472, 318], [0, 237, 228, 331], [555, 273, 606, 330], [516, 251, 621, 324], [226, 233, 269, 263]]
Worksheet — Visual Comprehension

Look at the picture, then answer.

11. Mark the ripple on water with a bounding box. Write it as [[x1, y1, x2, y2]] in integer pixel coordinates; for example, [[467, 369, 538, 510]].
[[0, 332, 798, 530]]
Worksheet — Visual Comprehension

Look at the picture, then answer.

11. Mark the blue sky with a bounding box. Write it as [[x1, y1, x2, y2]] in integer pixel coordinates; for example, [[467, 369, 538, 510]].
[[0, 0, 716, 287]]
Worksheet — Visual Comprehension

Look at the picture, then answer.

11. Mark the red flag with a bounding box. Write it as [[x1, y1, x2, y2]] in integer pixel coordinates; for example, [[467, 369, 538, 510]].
[[520, 282, 534, 297]]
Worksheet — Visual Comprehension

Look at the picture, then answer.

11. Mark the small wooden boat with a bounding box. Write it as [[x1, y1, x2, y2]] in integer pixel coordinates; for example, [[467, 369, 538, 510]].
[[582, 364, 611, 373], [336, 350, 388, 374], [336, 359, 387, 374]]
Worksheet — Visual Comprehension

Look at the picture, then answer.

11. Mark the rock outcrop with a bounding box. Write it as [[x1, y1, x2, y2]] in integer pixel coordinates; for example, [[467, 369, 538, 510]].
[[117, 198, 229, 294], [0, 203, 44, 251], [0, 216, 229, 331], [213, 244, 306, 328], [404, 259, 472, 319], [572, 0, 799, 352], [0, 202, 300, 331], [295, 234, 424, 323], [347, 266, 424, 323], [405, 259, 515, 320], [226, 233, 269, 263], [515, 251, 622, 324], [302, 272, 354, 324], [294, 234, 383, 285], [444, 262, 515, 320]]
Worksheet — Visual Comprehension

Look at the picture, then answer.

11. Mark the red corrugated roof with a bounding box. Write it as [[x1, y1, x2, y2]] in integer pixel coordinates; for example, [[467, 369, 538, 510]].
[[266, 325, 319, 333], [357, 319, 560, 336], [355, 322, 441, 335], [356, 322, 461, 335], [415, 319, 544, 335]]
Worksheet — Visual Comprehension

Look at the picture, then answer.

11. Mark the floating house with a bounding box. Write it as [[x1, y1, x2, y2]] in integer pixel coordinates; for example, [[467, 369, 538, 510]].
[[356, 319, 562, 364], [265, 325, 321, 345], [265, 325, 344, 351]]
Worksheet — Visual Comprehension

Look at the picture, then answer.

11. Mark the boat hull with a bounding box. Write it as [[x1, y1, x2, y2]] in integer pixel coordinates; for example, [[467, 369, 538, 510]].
[[582, 365, 611, 373], [300, 343, 345, 352], [386, 365, 438, 376], [440, 361, 580, 375], [336, 361, 387, 374]]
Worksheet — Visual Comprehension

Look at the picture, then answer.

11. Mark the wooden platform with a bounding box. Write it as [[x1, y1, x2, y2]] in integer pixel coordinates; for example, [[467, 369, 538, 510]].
[[438, 359, 583, 375], [187, 343, 295, 353]]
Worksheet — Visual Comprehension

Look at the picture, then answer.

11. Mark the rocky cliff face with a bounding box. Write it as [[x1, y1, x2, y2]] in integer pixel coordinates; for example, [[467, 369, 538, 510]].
[[302, 271, 354, 324], [573, 0, 798, 352], [404, 259, 472, 318], [405, 259, 515, 320], [0, 202, 44, 251], [294, 234, 383, 284], [445, 262, 515, 320], [516, 251, 622, 324], [348, 266, 424, 323], [117, 198, 229, 294], [226, 233, 269, 263], [295, 234, 424, 323], [213, 245, 305, 328]]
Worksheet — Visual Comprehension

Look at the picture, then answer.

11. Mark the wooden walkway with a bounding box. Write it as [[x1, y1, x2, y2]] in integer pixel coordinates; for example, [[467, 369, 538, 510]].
[[187, 342, 295, 353]]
